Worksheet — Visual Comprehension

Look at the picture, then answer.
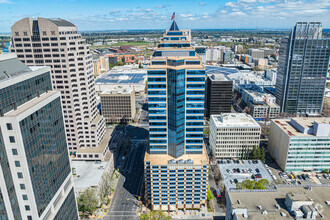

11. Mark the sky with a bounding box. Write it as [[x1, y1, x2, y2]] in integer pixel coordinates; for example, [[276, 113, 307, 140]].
[[0, 0, 329, 32]]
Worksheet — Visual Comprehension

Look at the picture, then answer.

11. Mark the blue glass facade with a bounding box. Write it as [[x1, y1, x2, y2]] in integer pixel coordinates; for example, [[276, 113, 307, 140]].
[[148, 22, 205, 156]]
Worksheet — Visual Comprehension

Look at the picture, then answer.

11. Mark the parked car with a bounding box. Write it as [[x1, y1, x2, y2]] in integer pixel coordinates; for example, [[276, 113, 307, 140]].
[[255, 168, 260, 173], [255, 174, 262, 178], [226, 169, 230, 173], [234, 179, 238, 183], [215, 189, 221, 198], [297, 175, 302, 179]]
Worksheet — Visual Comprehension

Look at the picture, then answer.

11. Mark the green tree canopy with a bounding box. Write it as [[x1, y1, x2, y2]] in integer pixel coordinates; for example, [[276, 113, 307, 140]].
[[77, 187, 99, 215]]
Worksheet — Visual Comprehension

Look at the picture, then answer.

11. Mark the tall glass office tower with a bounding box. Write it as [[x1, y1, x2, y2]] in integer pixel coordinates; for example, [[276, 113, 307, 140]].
[[0, 54, 78, 219], [144, 20, 209, 212], [275, 22, 330, 115]]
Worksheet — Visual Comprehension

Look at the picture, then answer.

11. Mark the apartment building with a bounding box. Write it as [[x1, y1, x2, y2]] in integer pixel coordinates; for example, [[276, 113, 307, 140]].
[[100, 87, 136, 123], [0, 54, 78, 219], [10, 18, 106, 158], [268, 117, 330, 172], [210, 113, 261, 159], [144, 20, 209, 211]]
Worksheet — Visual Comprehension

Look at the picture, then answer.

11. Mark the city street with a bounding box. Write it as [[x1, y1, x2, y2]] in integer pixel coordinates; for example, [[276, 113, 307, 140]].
[[105, 137, 147, 220]]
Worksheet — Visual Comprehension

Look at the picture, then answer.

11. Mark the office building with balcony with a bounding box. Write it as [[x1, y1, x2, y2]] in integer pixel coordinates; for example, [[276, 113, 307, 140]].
[[0, 54, 78, 219], [144, 20, 209, 211], [275, 22, 330, 115], [10, 17, 106, 159], [210, 113, 261, 159], [205, 73, 232, 118], [268, 117, 330, 172]]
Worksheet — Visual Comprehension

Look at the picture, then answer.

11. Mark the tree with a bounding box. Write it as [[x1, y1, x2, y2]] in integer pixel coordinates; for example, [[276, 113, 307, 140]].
[[132, 56, 135, 60], [258, 179, 269, 186], [77, 187, 99, 216], [260, 147, 266, 163], [98, 172, 112, 203], [207, 189, 213, 201], [254, 181, 265, 189], [122, 56, 125, 63], [139, 63, 143, 68], [250, 146, 258, 159], [139, 211, 172, 220]]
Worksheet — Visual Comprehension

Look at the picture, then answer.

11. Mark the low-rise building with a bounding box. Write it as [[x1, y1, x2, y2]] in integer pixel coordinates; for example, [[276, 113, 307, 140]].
[[268, 117, 330, 172], [249, 48, 265, 58], [223, 50, 235, 64], [225, 186, 330, 220], [100, 87, 136, 123], [210, 113, 261, 159]]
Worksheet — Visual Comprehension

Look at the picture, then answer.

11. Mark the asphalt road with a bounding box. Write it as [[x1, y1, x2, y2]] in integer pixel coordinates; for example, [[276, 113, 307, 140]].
[[105, 142, 147, 220]]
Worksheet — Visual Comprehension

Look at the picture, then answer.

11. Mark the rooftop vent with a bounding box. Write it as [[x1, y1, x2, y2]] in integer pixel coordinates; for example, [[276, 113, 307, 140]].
[[262, 210, 268, 215], [257, 205, 262, 210], [237, 200, 241, 204], [280, 212, 287, 217], [242, 213, 248, 218], [275, 204, 280, 209]]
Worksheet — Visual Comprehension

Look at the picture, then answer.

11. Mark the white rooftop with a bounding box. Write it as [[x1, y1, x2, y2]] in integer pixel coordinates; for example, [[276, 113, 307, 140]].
[[101, 86, 134, 95], [211, 113, 260, 128]]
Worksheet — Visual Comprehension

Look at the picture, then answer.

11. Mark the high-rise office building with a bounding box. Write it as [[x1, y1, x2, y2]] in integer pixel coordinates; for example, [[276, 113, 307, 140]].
[[0, 54, 78, 219], [10, 17, 106, 157], [205, 73, 233, 118], [144, 20, 209, 211], [275, 22, 330, 115]]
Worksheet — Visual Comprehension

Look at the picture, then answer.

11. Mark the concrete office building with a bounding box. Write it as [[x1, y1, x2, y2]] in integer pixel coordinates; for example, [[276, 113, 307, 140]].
[[268, 117, 330, 172], [264, 69, 277, 85], [206, 48, 220, 62], [232, 44, 243, 54], [100, 87, 136, 123], [238, 84, 280, 120], [0, 54, 78, 219], [248, 48, 264, 58], [223, 50, 234, 64], [144, 20, 209, 211], [10, 17, 106, 158], [205, 73, 233, 118], [275, 22, 330, 115], [210, 113, 261, 159], [225, 186, 330, 220]]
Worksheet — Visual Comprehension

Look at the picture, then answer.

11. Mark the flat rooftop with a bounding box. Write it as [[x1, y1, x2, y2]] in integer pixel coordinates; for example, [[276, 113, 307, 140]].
[[229, 186, 330, 220], [96, 73, 146, 84], [101, 87, 134, 95], [145, 146, 209, 166], [4, 91, 59, 117], [72, 160, 109, 192], [211, 113, 260, 128], [77, 128, 113, 154], [208, 73, 229, 81], [273, 117, 330, 137]]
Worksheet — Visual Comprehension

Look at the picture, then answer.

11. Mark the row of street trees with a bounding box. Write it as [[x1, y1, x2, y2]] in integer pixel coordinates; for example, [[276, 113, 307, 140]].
[[241, 146, 265, 163], [77, 171, 115, 216]]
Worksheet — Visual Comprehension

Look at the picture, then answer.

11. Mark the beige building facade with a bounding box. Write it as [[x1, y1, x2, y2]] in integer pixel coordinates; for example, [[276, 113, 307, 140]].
[[10, 18, 106, 158]]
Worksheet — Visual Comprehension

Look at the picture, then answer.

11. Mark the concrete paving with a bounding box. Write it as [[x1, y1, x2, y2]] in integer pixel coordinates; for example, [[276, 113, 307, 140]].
[[218, 160, 274, 189], [72, 161, 109, 193]]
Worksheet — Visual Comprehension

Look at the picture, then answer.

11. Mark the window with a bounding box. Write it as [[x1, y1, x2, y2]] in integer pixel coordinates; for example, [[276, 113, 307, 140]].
[[17, 172, 23, 178], [15, 161, 21, 167], [9, 136, 15, 143], [25, 205, 30, 211], [23, 195, 28, 200], [6, 123, 13, 130], [20, 184, 26, 190], [12, 149, 18, 155]]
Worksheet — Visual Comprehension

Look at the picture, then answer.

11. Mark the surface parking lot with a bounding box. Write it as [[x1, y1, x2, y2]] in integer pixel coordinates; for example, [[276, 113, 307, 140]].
[[218, 160, 274, 190]]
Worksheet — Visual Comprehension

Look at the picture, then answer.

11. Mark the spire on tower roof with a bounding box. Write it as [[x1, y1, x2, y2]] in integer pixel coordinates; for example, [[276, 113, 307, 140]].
[[169, 20, 180, 31]]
